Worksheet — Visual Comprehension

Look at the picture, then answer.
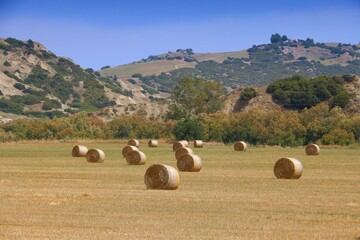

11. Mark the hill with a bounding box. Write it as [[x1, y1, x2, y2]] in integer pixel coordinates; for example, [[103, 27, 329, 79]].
[[0, 37, 168, 119], [100, 36, 360, 93], [1, 36, 360, 122]]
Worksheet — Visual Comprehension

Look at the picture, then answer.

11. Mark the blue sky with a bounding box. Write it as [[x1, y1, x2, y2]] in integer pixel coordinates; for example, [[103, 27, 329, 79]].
[[0, 0, 359, 70]]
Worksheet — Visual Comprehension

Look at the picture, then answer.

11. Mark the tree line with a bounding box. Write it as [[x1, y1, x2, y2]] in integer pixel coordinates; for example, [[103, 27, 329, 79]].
[[0, 103, 359, 146]]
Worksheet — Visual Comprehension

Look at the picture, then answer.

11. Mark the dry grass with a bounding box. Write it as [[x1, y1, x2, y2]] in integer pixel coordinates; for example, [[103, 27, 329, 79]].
[[0, 141, 359, 239], [100, 60, 197, 79], [99, 51, 249, 80]]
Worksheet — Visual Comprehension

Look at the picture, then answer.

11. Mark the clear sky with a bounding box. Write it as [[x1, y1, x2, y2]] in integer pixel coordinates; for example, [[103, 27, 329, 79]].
[[0, 0, 359, 70]]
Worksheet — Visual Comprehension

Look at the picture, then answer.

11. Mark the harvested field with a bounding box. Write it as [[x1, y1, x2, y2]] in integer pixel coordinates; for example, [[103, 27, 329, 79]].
[[0, 141, 359, 239]]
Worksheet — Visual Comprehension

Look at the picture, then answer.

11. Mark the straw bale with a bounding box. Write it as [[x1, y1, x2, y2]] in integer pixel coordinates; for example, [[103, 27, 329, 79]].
[[193, 140, 203, 148], [172, 140, 189, 151], [86, 149, 105, 163], [234, 141, 247, 151], [128, 139, 140, 147], [273, 157, 303, 179], [126, 150, 147, 165], [122, 145, 138, 157], [305, 144, 320, 155], [177, 153, 202, 172], [175, 147, 194, 161], [148, 139, 158, 147], [72, 145, 88, 157], [144, 164, 180, 190]]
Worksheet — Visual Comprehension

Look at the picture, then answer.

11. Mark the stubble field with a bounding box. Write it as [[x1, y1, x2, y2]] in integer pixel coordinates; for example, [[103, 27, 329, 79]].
[[0, 141, 359, 239]]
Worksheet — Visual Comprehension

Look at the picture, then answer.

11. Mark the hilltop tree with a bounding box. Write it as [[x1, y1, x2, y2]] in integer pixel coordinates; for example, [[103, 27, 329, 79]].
[[271, 33, 282, 44], [166, 77, 224, 120]]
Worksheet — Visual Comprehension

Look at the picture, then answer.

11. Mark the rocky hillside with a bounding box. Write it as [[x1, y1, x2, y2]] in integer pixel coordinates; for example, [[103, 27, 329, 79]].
[[222, 75, 360, 115], [0, 37, 168, 120], [1, 36, 360, 122]]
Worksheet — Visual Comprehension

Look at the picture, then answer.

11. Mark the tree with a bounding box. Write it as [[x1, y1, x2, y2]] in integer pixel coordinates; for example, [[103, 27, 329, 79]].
[[270, 33, 282, 44], [240, 87, 258, 101], [85, 68, 94, 74], [167, 77, 224, 119], [101, 65, 110, 70], [172, 117, 204, 140]]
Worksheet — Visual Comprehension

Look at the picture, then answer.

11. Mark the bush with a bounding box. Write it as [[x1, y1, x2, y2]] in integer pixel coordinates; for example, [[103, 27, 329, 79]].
[[101, 65, 110, 70], [85, 68, 94, 74], [3, 61, 11, 66], [14, 83, 25, 90], [128, 79, 137, 84], [321, 128, 355, 146], [131, 73, 143, 78], [267, 75, 351, 109], [5, 37, 25, 48], [105, 115, 163, 139], [240, 87, 258, 101], [0, 98, 24, 114], [42, 99, 61, 110], [172, 118, 204, 141], [330, 92, 350, 109]]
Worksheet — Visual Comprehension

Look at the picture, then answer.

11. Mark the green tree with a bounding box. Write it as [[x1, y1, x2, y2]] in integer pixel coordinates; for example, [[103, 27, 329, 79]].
[[240, 87, 258, 101], [330, 92, 350, 109], [270, 33, 282, 44], [172, 117, 204, 141], [168, 77, 224, 119]]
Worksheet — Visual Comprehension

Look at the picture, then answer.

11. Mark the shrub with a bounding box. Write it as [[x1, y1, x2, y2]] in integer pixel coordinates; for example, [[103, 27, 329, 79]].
[[172, 117, 204, 141], [330, 92, 350, 109], [0, 98, 24, 114], [267, 75, 351, 109], [321, 128, 355, 146], [14, 83, 25, 90], [85, 68, 94, 74], [131, 73, 143, 78], [101, 65, 110, 70], [128, 79, 137, 84], [3, 61, 11, 66], [240, 87, 258, 101], [5, 37, 25, 48]]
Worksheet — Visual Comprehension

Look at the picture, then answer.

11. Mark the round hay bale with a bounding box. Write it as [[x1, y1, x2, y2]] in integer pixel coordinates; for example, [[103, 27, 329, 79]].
[[86, 149, 105, 163], [172, 140, 188, 151], [193, 140, 203, 148], [126, 150, 147, 165], [72, 145, 88, 157], [128, 139, 140, 147], [177, 153, 202, 172], [305, 144, 320, 155], [148, 139, 158, 147], [144, 164, 180, 190], [175, 147, 194, 160], [234, 141, 247, 151], [122, 145, 138, 157], [273, 157, 303, 179]]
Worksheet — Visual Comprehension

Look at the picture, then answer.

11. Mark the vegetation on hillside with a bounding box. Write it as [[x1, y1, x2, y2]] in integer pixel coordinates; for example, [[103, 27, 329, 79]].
[[131, 34, 360, 92], [166, 77, 224, 120], [266, 74, 354, 109], [0, 103, 358, 146], [0, 37, 129, 116]]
